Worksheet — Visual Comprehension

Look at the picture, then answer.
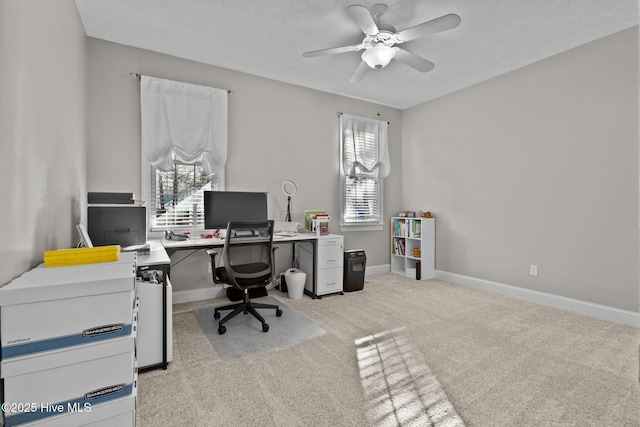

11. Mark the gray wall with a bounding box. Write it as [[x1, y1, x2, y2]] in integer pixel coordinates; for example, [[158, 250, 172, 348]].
[[0, 0, 87, 286], [86, 38, 403, 292], [403, 27, 639, 312], [3, 3, 636, 315]]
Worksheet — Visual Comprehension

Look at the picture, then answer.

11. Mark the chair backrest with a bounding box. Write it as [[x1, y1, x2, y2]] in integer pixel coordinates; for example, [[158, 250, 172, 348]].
[[221, 220, 275, 290]]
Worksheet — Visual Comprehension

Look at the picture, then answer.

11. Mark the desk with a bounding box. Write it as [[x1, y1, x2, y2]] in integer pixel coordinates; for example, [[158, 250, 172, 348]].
[[161, 232, 320, 252], [138, 233, 343, 369], [159, 233, 344, 299]]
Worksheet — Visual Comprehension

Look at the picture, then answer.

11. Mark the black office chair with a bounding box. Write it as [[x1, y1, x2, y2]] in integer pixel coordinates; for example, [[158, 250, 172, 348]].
[[206, 220, 282, 335]]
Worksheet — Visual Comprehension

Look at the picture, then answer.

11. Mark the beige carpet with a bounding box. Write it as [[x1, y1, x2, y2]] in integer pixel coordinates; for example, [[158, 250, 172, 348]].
[[136, 274, 640, 426]]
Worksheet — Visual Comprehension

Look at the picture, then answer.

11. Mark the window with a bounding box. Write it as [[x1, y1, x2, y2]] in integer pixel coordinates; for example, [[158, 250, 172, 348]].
[[339, 114, 390, 231], [149, 162, 218, 231], [344, 175, 380, 224], [139, 76, 228, 234]]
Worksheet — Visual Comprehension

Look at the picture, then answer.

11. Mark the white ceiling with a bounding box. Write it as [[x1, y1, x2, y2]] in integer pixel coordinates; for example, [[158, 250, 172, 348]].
[[75, 0, 638, 110]]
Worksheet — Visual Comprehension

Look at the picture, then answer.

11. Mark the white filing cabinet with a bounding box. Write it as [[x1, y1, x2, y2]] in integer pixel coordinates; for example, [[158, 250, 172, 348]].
[[0, 253, 138, 427], [297, 235, 344, 298]]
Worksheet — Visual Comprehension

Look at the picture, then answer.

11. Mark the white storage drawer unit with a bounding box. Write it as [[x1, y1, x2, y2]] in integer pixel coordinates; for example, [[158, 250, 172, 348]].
[[12, 397, 136, 427], [1, 335, 136, 427], [0, 253, 137, 359], [0, 253, 138, 427], [297, 235, 344, 298]]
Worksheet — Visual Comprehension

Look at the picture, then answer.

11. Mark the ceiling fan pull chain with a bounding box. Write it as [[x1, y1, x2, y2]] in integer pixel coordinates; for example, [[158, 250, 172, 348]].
[[377, 69, 381, 117]]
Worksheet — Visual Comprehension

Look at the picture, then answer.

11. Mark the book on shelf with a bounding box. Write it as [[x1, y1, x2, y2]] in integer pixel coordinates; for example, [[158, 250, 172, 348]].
[[393, 238, 405, 255], [412, 220, 421, 238], [393, 220, 407, 237]]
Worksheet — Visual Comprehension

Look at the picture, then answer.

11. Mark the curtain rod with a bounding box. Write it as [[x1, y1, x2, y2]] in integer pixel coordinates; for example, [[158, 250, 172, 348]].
[[130, 73, 232, 94], [337, 112, 390, 125]]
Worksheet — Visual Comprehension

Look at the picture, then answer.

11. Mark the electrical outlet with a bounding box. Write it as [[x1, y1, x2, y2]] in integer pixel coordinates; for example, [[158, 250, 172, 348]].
[[529, 264, 538, 276]]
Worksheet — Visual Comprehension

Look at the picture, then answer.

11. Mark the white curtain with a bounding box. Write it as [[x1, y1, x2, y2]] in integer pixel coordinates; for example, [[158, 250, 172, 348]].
[[140, 76, 228, 175], [340, 113, 390, 178]]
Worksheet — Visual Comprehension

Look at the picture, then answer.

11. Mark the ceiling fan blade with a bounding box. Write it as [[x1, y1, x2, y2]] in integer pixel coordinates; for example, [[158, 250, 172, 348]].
[[302, 44, 363, 58], [393, 48, 435, 72], [349, 61, 370, 84], [395, 14, 461, 43], [348, 5, 379, 36]]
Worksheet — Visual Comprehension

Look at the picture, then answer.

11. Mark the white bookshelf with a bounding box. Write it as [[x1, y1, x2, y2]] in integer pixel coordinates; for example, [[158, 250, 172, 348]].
[[390, 217, 435, 280]]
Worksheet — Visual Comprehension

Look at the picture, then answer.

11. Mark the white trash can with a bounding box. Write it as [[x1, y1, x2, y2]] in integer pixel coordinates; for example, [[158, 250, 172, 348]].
[[284, 268, 306, 300]]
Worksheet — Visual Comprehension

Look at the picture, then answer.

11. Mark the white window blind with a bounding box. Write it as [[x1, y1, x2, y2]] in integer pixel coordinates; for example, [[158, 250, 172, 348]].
[[149, 162, 217, 231], [345, 176, 380, 223], [340, 113, 390, 229]]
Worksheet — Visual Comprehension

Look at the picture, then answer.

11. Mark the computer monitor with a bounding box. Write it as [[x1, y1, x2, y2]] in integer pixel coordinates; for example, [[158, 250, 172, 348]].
[[204, 191, 268, 230], [87, 206, 147, 247]]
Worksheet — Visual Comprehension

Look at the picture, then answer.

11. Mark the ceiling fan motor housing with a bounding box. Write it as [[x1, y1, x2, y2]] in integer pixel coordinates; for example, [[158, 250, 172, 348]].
[[361, 31, 396, 68]]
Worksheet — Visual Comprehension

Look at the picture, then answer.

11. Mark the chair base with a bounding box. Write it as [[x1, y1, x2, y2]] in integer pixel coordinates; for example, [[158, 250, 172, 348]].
[[226, 286, 267, 302], [214, 294, 282, 335]]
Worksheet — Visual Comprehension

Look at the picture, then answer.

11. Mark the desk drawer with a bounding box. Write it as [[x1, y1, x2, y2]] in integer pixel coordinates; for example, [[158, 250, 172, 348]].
[[318, 237, 343, 247], [316, 268, 343, 296], [1, 289, 135, 360], [317, 245, 343, 270], [2, 336, 135, 427]]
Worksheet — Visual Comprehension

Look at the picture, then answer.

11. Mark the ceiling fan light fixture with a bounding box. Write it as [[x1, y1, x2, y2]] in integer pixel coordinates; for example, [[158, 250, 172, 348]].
[[362, 45, 396, 69]]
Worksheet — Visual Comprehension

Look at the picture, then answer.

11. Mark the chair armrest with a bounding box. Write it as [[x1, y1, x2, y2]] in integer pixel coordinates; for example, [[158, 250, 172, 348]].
[[206, 249, 223, 284], [271, 246, 278, 281]]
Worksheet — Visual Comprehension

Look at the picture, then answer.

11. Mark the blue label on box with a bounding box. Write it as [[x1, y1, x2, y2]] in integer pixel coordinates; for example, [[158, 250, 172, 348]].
[[2, 323, 131, 359]]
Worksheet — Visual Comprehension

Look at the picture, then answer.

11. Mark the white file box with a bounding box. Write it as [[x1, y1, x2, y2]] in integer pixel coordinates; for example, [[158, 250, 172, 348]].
[[0, 253, 136, 359]]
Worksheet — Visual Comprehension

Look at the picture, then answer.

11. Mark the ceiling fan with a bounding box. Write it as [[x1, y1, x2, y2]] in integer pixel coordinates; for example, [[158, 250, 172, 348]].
[[302, 4, 461, 83]]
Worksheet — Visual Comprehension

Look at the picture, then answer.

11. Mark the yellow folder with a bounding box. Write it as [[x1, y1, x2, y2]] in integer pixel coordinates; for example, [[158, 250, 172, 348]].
[[44, 246, 121, 267]]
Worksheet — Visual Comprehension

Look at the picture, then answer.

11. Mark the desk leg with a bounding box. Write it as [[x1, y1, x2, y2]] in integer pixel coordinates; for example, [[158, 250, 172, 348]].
[[295, 240, 319, 299], [162, 265, 170, 369], [313, 239, 319, 299]]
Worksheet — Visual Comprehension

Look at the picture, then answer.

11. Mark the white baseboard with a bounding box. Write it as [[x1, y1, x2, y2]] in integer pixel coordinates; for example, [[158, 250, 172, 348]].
[[366, 264, 390, 277], [172, 282, 279, 305], [435, 270, 640, 327], [172, 286, 224, 305]]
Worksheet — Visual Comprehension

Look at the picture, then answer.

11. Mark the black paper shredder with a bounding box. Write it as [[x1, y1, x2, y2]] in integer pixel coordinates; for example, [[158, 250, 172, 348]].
[[343, 249, 366, 292]]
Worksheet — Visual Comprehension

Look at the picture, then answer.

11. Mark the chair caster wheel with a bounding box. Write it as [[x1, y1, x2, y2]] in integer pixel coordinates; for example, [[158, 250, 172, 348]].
[[214, 311, 220, 320], [218, 325, 226, 335], [262, 323, 269, 332], [276, 309, 283, 317]]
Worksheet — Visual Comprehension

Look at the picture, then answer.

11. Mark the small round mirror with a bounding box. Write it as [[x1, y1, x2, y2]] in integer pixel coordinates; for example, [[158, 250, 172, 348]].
[[282, 180, 297, 197]]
